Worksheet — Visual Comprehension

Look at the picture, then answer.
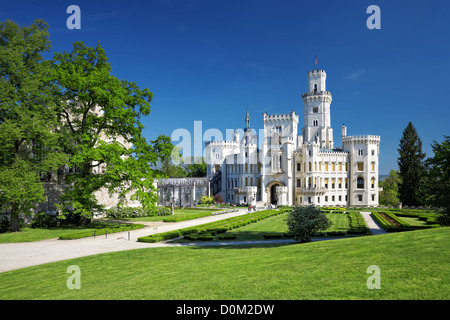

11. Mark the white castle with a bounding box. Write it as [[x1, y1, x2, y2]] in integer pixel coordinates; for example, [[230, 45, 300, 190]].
[[205, 68, 380, 207]]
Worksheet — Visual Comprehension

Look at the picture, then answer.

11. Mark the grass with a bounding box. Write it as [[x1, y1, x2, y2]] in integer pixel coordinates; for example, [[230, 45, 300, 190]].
[[0, 227, 448, 299], [176, 212, 364, 242], [0, 221, 140, 243], [116, 209, 217, 222]]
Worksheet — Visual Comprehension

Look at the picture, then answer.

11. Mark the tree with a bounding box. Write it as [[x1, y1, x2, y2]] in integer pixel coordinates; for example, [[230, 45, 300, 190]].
[[184, 157, 207, 177], [379, 169, 401, 207], [420, 136, 450, 225], [50, 41, 173, 220], [285, 206, 331, 243], [397, 122, 426, 207], [0, 20, 68, 231]]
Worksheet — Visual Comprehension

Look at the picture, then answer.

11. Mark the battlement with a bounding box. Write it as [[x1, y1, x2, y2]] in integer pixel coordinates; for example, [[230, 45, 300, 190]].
[[206, 141, 240, 148], [342, 135, 380, 144], [263, 111, 298, 122], [308, 69, 326, 75]]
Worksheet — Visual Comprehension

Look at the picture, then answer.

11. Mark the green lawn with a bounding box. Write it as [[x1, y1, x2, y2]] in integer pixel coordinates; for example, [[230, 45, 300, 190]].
[[118, 208, 217, 222], [179, 212, 362, 242], [1, 227, 448, 299], [0, 221, 138, 243]]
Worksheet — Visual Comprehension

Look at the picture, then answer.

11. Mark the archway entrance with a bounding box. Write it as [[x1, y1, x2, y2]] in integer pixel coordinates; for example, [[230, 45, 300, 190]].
[[270, 185, 278, 205], [265, 180, 285, 205]]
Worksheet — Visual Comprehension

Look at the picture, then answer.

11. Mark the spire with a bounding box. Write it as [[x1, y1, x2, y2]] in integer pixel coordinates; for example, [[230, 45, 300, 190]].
[[244, 106, 251, 131]]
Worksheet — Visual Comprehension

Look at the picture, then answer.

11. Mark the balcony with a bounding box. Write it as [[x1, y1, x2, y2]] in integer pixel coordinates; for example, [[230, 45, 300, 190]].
[[297, 186, 326, 195]]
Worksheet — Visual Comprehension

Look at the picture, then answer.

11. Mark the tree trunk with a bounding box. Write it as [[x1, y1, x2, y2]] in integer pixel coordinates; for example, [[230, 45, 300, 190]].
[[9, 205, 20, 232]]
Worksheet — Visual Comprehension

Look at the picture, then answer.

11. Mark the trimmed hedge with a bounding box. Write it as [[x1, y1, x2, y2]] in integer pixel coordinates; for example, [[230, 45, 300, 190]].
[[59, 223, 145, 240], [347, 212, 368, 234], [138, 208, 291, 243]]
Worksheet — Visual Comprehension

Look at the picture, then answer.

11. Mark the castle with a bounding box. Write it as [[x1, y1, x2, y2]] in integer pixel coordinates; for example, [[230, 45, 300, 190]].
[[205, 68, 380, 207]]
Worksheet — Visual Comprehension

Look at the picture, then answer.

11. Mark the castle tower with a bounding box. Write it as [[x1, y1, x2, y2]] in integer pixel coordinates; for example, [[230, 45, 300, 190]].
[[301, 69, 333, 149]]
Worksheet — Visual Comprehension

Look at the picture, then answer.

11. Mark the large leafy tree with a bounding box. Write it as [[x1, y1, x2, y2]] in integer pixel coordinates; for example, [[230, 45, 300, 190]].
[[397, 122, 426, 207], [50, 41, 173, 219], [379, 169, 401, 207], [0, 20, 67, 231], [420, 136, 450, 225]]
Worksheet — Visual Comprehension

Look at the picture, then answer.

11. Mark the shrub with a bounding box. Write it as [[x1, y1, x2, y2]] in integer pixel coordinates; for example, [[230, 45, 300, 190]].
[[157, 207, 171, 216], [285, 206, 332, 243], [0, 216, 9, 233], [200, 196, 214, 205], [263, 232, 284, 239], [218, 234, 237, 240], [106, 206, 152, 219], [30, 212, 57, 229]]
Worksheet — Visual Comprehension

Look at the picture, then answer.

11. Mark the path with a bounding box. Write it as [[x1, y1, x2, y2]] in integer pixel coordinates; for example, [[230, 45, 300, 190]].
[[360, 211, 388, 235]]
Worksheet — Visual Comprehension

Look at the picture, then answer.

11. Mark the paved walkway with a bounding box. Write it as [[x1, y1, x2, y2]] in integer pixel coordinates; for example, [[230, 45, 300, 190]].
[[0, 209, 387, 273], [360, 211, 388, 235]]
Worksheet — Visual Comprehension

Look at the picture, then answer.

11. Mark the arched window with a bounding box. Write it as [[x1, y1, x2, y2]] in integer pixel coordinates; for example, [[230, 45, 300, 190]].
[[357, 177, 364, 189], [314, 83, 318, 93]]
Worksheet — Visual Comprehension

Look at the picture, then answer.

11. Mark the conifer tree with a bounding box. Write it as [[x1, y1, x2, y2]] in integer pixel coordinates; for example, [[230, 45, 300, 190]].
[[397, 122, 426, 207]]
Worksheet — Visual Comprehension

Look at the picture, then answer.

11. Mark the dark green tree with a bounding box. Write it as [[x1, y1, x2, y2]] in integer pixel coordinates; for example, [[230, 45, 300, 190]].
[[397, 122, 426, 207], [0, 20, 68, 231], [50, 41, 173, 220]]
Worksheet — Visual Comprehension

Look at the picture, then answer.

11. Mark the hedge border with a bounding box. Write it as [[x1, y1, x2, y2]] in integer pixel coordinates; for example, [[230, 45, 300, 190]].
[[59, 223, 145, 240]]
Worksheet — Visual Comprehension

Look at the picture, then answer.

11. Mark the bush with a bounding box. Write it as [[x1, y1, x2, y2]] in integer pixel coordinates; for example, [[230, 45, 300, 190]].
[[106, 206, 152, 219], [30, 212, 57, 229], [263, 232, 284, 239], [218, 234, 237, 240], [0, 216, 9, 233], [157, 207, 171, 216], [285, 206, 331, 243], [200, 196, 214, 205]]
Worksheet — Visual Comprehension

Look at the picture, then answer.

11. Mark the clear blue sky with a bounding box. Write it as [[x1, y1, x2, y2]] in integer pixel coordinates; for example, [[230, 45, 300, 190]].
[[2, 0, 449, 175]]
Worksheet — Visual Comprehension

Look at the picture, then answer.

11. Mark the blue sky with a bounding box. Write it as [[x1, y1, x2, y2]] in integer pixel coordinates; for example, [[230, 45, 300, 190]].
[[2, 0, 449, 175]]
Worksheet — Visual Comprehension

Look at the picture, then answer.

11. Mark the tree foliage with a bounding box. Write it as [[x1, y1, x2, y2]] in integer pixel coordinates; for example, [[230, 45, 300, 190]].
[[50, 41, 173, 219], [420, 136, 450, 225], [397, 122, 426, 207], [0, 20, 68, 231], [285, 206, 331, 243], [379, 169, 401, 207]]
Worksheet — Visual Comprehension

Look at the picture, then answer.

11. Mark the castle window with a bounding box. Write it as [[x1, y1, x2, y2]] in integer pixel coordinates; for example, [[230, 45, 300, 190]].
[[371, 177, 375, 189], [297, 179, 301, 187], [314, 83, 318, 93], [357, 177, 364, 189], [358, 195, 363, 202], [297, 163, 301, 171], [371, 162, 375, 171], [312, 120, 319, 126], [357, 162, 364, 171], [358, 149, 364, 156], [312, 107, 318, 113]]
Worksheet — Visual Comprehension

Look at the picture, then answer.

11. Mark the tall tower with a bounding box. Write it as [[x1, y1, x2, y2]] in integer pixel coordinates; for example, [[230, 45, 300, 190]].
[[301, 69, 333, 149], [244, 107, 251, 132]]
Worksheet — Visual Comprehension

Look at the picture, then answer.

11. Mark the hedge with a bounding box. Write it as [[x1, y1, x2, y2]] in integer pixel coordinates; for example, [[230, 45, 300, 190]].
[[59, 223, 145, 240], [138, 208, 291, 243]]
